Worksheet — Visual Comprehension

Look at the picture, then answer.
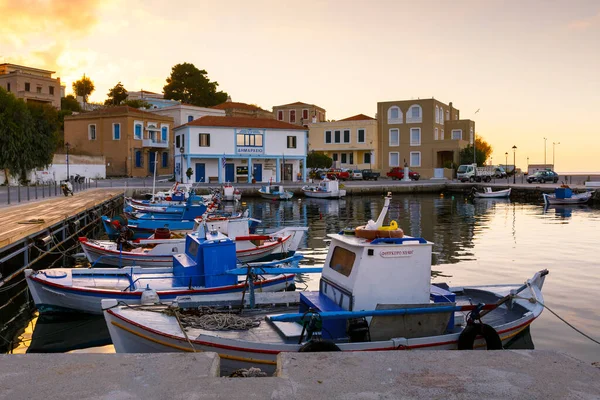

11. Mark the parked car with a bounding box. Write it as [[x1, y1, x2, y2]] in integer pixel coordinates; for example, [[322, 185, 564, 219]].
[[350, 169, 363, 180], [386, 167, 420, 181], [494, 166, 507, 178], [326, 169, 350, 181], [361, 169, 380, 181], [527, 170, 559, 184]]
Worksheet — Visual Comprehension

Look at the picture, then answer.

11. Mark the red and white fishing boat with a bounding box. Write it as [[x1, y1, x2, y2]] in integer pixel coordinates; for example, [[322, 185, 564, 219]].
[[80, 217, 307, 267], [102, 195, 548, 374]]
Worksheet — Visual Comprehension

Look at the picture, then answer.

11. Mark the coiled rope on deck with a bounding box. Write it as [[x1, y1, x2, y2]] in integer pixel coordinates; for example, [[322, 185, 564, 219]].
[[162, 307, 260, 331]]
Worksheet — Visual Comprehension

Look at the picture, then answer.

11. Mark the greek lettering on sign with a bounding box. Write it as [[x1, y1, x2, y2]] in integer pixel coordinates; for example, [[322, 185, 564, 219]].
[[379, 249, 414, 258]]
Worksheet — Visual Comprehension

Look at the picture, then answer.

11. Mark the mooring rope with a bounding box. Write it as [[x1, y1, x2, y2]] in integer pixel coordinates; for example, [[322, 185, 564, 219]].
[[513, 294, 600, 346]]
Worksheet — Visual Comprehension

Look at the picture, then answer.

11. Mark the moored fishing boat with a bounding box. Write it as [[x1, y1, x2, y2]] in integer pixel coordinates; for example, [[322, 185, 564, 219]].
[[223, 183, 242, 202], [543, 187, 593, 205], [302, 178, 346, 199], [258, 184, 293, 200], [473, 187, 512, 198], [25, 225, 299, 315], [80, 217, 307, 267], [102, 194, 549, 374]]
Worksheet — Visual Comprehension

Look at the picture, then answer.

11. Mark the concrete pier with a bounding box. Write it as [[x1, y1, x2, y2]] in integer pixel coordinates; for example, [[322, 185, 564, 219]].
[[1, 351, 598, 399]]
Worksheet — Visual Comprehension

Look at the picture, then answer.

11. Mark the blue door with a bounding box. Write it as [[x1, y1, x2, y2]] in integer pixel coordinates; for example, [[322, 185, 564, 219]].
[[225, 163, 234, 183], [253, 163, 262, 182], [195, 163, 205, 183], [148, 152, 156, 174]]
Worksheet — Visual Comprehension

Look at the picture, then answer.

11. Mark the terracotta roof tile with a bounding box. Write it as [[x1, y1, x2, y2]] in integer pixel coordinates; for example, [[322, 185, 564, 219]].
[[180, 116, 306, 130], [338, 114, 376, 121], [210, 102, 269, 112]]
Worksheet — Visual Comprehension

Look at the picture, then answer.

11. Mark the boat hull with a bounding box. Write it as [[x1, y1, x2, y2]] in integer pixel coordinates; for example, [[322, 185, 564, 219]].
[[543, 192, 592, 205], [302, 189, 346, 199], [103, 273, 546, 374], [25, 269, 295, 315], [473, 188, 511, 198]]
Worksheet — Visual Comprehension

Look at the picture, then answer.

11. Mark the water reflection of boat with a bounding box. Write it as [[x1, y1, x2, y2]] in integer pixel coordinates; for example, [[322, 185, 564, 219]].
[[27, 313, 111, 353], [302, 197, 347, 215], [543, 204, 591, 218]]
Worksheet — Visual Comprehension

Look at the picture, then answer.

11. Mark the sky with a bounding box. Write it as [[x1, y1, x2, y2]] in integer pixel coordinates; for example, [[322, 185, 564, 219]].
[[1, 0, 599, 172]]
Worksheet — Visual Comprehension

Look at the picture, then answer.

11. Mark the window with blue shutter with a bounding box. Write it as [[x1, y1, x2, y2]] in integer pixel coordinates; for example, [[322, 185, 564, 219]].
[[134, 124, 142, 139], [135, 150, 142, 167], [161, 126, 167, 142], [113, 123, 120, 140], [162, 152, 168, 168], [188, 115, 194, 123]]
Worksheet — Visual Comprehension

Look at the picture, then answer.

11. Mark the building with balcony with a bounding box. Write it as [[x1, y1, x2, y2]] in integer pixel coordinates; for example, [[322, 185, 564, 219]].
[[173, 116, 307, 184], [148, 103, 225, 127], [273, 102, 326, 127], [0, 63, 62, 109], [377, 98, 475, 179], [307, 114, 379, 171], [64, 106, 174, 177], [210, 100, 273, 119]]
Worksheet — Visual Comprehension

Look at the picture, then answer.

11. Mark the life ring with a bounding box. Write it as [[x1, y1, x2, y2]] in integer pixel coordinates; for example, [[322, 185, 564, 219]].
[[298, 340, 341, 352], [457, 323, 503, 350]]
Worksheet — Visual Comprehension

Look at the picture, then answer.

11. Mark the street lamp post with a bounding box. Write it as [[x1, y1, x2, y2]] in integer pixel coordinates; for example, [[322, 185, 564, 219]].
[[179, 146, 185, 183], [553, 142, 560, 169], [543, 137, 547, 165], [505, 152, 508, 184], [65, 142, 71, 182], [512, 145, 517, 184]]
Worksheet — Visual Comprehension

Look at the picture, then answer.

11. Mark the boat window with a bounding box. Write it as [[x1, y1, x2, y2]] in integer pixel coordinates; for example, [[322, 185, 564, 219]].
[[328, 246, 356, 277], [187, 240, 199, 259]]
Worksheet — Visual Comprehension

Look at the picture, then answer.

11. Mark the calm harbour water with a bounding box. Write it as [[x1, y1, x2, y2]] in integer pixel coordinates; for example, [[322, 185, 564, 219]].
[[12, 194, 600, 364]]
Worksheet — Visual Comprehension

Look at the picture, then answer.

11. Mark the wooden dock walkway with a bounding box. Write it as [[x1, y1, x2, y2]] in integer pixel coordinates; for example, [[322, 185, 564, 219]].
[[0, 189, 122, 248]]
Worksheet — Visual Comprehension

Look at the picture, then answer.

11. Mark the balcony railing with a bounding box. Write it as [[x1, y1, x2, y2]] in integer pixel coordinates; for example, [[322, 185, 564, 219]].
[[142, 138, 169, 148]]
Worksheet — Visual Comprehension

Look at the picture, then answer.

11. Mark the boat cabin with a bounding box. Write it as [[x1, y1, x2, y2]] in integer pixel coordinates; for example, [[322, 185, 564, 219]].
[[298, 231, 436, 339], [172, 225, 238, 288], [261, 185, 285, 194], [318, 179, 341, 192]]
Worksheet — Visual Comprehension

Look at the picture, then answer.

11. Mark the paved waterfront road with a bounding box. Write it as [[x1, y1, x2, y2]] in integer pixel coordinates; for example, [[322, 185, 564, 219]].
[[0, 174, 594, 208]]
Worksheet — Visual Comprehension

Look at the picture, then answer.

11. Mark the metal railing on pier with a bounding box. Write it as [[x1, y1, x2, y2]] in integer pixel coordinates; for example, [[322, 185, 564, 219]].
[[0, 178, 99, 206]]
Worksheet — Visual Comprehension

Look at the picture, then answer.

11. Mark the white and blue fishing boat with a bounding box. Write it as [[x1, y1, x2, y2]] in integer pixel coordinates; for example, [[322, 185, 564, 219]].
[[258, 184, 293, 200], [25, 224, 299, 315], [543, 187, 593, 205], [102, 194, 548, 374]]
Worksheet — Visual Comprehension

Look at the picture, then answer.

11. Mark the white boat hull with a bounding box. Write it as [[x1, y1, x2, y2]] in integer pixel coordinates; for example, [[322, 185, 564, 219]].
[[543, 192, 592, 205], [473, 188, 511, 198], [103, 272, 546, 373], [25, 268, 295, 314], [302, 189, 347, 199]]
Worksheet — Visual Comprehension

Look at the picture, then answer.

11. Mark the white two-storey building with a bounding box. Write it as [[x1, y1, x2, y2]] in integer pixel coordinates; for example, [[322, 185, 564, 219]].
[[173, 116, 308, 184]]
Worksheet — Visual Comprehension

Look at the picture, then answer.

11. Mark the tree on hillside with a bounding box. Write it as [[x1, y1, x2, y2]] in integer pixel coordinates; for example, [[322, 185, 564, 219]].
[[61, 95, 81, 112], [123, 99, 152, 109], [72, 75, 95, 103], [459, 136, 493, 166], [105, 82, 128, 105], [0, 88, 58, 182], [163, 63, 228, 107]]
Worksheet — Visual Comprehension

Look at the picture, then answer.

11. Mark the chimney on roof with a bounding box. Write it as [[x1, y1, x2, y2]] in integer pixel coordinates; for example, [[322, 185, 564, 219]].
[[449, 102, 454, 120]]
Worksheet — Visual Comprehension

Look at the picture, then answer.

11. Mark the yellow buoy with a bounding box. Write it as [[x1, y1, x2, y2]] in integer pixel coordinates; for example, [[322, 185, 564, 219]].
[[378, 220, 398, 231]]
